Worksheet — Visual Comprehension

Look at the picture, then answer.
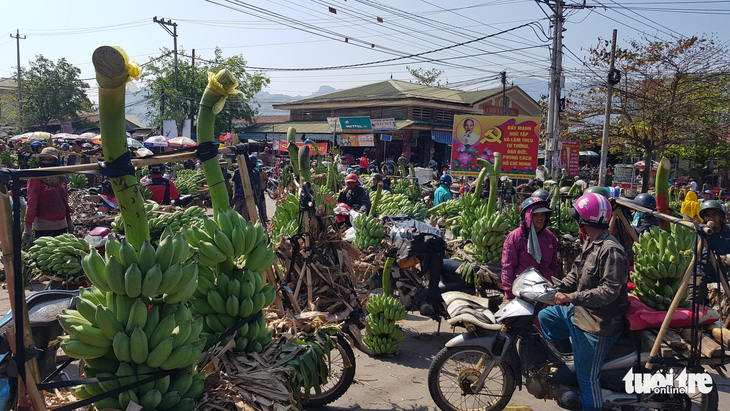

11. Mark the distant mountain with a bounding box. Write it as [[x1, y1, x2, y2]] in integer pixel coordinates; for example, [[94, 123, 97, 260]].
[[254, 85, 340, 115]]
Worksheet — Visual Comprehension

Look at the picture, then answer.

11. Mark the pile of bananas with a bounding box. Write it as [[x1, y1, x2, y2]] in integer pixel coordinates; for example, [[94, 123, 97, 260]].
[[183, 209, 273, 272], [68, 174, 88, 189], [427, 199, 462, 218], [271, 194, 300, 240], [458, 193, 482, 239], [190, 267, 275, 352], [28, 234, 89, 282], [112, 202, 205, 241], [59, 289, 205, 410], [631, 225, 695, 310], [352, 215, 385, 250], [371, 192, 429, 221], [363, 294, 407, 356], [502, 205, 520, 231], [471, 212, 510, 263], [173, 169, 206, 195]]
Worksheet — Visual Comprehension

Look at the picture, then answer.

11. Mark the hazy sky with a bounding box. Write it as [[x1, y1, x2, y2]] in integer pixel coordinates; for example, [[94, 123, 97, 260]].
[[2, 0, 728, 103]]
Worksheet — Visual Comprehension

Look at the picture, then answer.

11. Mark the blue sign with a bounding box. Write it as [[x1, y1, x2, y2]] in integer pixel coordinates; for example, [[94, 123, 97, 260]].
[[380, 134, 392, 141], [339, 117, 372, 132]]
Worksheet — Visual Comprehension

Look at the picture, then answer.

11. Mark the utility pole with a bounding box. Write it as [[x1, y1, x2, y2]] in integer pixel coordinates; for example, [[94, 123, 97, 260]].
[[153, 17, 178, 88], [544, 1, 563, 179], [542, 1, 593, 179], [10, 30, 25, 128], [192, 49, 195, 68], [501, 71, 508, 115], [598, 29, 619, 187]]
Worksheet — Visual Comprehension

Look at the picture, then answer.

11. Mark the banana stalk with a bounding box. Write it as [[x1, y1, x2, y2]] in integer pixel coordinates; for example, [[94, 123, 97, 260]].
[[196, 69, 241, 218], [475, 158, 494, 200], [655, 157, 671, 229], [370, 182, 384, 218], [93, 46, 149, 249], [487, 153, 501, 216], [287, 127, 300, 177]]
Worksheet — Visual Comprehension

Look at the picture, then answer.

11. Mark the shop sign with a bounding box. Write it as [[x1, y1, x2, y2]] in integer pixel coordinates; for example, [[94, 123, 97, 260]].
[[560, 140, 580, 176], [483, 104, 518, 116], [338, 134, 374, 147], [371, 118, 397, 131], [450, 115, 540, 178], [339, 117, 372, 132], [380, 134, 392, 141]]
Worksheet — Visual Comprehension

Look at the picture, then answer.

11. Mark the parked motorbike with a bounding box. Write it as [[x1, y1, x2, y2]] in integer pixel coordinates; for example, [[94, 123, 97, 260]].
[[369, 217, 502, 323], [265, 168, 279, 200], [427, 268, 719, 411]]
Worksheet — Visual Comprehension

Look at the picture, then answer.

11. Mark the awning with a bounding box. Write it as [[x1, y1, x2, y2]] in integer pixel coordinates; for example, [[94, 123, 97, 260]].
[[579, 151, 599, 157], [431, 131, 452, 145]]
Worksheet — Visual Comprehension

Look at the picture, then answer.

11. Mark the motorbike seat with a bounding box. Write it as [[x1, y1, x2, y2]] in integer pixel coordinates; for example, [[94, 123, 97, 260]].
[[438, 259, 470, 292]]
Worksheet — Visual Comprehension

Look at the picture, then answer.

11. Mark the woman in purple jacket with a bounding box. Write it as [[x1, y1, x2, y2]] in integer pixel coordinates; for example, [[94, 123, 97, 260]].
[[501, 196, 559, 299]]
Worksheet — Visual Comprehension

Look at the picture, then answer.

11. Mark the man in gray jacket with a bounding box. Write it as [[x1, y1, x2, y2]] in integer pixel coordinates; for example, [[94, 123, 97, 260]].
[[538, 193, 628, 411]]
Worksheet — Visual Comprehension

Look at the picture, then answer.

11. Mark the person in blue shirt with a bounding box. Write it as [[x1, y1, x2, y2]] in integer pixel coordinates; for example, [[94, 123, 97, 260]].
[[433, 174, 452, 206]]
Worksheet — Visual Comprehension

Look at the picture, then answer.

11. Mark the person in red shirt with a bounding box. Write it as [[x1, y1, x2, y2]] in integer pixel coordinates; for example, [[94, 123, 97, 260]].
[[142, 163, 180, 205], [22, 147, 73, 244], [358, 153, 369, 175]]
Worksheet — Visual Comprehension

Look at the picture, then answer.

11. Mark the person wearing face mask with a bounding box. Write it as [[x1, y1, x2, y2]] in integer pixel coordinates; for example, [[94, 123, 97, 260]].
[[501, 196, 559, 300], [22, 148, 73, 244]]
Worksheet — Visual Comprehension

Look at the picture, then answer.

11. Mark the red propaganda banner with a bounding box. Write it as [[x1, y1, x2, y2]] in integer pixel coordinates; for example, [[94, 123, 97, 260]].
[[271, 140, 328, 154], [450, 115, 540, 178], [560, 140, 580, 176]]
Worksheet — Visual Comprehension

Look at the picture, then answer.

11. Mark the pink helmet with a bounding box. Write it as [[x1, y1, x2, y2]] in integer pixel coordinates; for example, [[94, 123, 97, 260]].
[[570, 193, 611, 227]]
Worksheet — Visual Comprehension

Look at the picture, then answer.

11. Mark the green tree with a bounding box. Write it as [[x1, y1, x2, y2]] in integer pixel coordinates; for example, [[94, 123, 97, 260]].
[[407, 66, 444, 86], [564, 36, 730, 191], [20, 55, 92, 131], [142, 47, 269, 134]]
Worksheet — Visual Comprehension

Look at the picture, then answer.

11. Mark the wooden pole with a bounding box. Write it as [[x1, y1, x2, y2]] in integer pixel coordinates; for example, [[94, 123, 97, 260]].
[[0, 186, 45, 410], [616, 209, 639, 243], [647, 237, 704, 370], [223, 136, 260, 224]]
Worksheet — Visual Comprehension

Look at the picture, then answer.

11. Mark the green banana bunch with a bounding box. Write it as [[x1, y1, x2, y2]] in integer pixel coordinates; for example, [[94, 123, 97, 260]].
[[28, 233, 89, 283], [460, 262, 478, 284], [271, 193, 300, 240], [285, 327, 340, 407], [547, 206, 579, 237], [428, 199, 463, 218], [183, 208, 274, 274], [68, 174, 88, 189], [190, 268, 275, 353], [470, 212, 509, 264], [370, 191, 429, 221], [458, 193, 483, 239], [352, 214, 386, 250], [631, 225, 696, 309], [173, 169, 206, 195], [364, 294, 407, 356]]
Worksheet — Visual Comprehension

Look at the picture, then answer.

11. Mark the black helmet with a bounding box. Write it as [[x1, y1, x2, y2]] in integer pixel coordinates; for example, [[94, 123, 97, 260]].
[[372, 173, 384, 181], [633, 193, 656, 210], [520, 197, 552, 220], [149, 163, 165, 174], [531, 189, 550, 201], [585, 186, 609, 197], [699, 200, 726, 221]]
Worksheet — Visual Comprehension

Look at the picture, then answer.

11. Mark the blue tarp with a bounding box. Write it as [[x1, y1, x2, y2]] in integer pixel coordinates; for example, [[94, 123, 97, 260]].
[[431, 131, 452, 145]]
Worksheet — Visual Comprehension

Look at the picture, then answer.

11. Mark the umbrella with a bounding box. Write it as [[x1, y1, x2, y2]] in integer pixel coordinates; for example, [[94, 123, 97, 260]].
[[127, 138, 144, 148], [78, 132, 97, 140], [91, 136, 103, 145], [168, 136, 197, 148], [144, 136, 169, 147], [635, 160, 659, 170]]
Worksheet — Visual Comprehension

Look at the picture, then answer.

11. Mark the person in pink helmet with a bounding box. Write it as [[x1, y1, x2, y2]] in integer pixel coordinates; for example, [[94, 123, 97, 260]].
[[501, 196, 559, 299], [538, 193, 628, 411], [337, 173, 371, 214]]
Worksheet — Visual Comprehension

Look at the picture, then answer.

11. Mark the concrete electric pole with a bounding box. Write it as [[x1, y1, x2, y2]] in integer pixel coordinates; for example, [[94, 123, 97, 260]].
[[10, 29, 25, 128], [153, 17, 179, 88], [598, 29, 619, 187]]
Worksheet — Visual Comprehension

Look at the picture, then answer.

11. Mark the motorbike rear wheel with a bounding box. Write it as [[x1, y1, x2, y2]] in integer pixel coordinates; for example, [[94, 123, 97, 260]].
[[303, 334, 356, 407], [266, 181, 278, 200], [428, 346, 515, 411]]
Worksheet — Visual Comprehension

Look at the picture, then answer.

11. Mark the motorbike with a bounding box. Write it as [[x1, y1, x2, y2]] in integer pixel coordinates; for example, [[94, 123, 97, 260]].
[[265, 168, 278, 200], [369, 217, 503, 324], [427, 268, 719, 411]]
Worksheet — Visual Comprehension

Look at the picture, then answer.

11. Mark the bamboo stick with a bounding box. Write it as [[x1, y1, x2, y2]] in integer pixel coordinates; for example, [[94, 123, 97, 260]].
[[0, 187, 45, 410], [615, 197, 713, 235], [617, 210, 639, 242], [647, 238, 703, 370], [231, 134, 261, 224]]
